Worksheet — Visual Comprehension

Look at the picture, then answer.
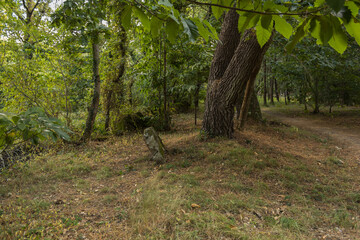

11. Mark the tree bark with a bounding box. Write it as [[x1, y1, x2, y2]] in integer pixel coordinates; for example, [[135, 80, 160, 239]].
[[202, 9, 240, 131], [82, 42, 101, 141], [202, 29, 272, 138]]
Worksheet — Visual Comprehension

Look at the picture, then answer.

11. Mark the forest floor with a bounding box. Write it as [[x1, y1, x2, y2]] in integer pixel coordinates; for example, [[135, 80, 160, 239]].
[[1, 105, 360, 239], [262, 105, 360, 162]]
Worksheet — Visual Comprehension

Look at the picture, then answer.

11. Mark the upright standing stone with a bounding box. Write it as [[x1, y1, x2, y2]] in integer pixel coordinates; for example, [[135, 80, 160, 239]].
[[143, 127, 166, 164]]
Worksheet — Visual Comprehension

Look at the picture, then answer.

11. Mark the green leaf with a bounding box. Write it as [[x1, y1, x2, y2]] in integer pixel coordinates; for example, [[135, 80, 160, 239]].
[[212, 0, 225, 20], [121, 5, 132, 31], [256, 17, 272, 47], [319, 16, 333, 45], [238, 14, 255, 33], [325, 0, 345, 13], [285, 19, 308, 52], [314, 0, 325, 7], [181, 17, 199, 42], [309, 18, 323, 44], [11, 115, 20, 124], [328, 16, 348, 54], [52, 128, 71, 141], [273, 15, 293, 39], [237, 0, 252, 9], [166, 19, 179, 43], [158, 0, 173, 7], [133, 7, 150, 31], [150, 17, 162, 38], [344, 17, 360, 46], [203, 20, 219, 40], [344, 1, 360, 17], [192, 18, 210, 42], [261, 15, 272, 29]]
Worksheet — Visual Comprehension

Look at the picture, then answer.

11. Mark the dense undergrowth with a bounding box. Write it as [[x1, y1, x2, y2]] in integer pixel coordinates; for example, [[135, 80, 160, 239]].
[[0, 112, 359, 239]]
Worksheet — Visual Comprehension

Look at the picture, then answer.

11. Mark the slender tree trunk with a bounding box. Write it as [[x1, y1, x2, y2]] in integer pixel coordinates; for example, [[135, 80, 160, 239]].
[[194, 81, 201, 126], [274, 79, 280, 102], [270, 67, 274, 105], [287, 89, 291, 103], [313, 79, 320, 114], [202, 29, 272, 138], [263, 59, 267, 106], [82, 41, 101, 141], [163, 37, 170, 130]]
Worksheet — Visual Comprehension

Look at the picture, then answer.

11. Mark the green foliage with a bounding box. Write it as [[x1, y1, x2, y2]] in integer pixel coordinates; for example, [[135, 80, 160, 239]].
[[0, 107, 71, 150]]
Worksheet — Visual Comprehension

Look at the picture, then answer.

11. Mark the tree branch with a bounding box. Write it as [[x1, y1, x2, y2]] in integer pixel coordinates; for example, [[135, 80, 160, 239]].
[[187, 0, 324, 16]]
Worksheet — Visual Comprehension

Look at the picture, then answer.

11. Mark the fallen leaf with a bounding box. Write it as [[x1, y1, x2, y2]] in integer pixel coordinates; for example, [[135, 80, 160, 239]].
[[191, 203, 201, 209]]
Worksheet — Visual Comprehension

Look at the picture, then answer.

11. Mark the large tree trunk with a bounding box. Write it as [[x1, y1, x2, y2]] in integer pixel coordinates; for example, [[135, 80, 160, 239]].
[[202, 9, 240, 133], [82, 42, 101, 141], [202, 29, 272, 138]]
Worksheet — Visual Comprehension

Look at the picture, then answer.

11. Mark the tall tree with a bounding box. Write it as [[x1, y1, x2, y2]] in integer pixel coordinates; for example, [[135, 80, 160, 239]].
[[52, 0, 108, 141]]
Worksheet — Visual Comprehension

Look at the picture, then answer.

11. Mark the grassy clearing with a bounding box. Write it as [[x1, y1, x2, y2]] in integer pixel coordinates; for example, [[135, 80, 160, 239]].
[[1, 112, 360, 239]]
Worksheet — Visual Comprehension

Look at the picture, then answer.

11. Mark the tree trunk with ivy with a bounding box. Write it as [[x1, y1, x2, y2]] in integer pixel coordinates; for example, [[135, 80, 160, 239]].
[[82, 41, 101, 141], [104, 25, 127, 132]]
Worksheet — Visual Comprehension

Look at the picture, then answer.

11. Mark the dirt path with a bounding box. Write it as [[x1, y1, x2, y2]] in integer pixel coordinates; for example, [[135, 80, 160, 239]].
[[262, 108, 360, 161]]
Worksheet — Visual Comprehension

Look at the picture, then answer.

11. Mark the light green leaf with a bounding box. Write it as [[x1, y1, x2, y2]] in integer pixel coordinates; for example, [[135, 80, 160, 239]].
[[309, 18, 323, 44], [212, 0, 225, 20], [133, 7, 150, 31], [344, 1, 360, 17], [256, 19, 272, 47], [344, 17, 360, 46], [238, 14, 256, 33], [203, 20, 219, 40], [192, 18, 210, 42], [328, 16, 348, 54], [237, 0, 252, 9], [273, 15, 293, 39], [314, 0, 325, 7]]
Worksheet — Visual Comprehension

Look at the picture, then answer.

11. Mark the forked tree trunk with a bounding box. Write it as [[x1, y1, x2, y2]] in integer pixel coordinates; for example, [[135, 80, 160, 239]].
[[202, 29, 272, 138], [82, 42, 101, 141]]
